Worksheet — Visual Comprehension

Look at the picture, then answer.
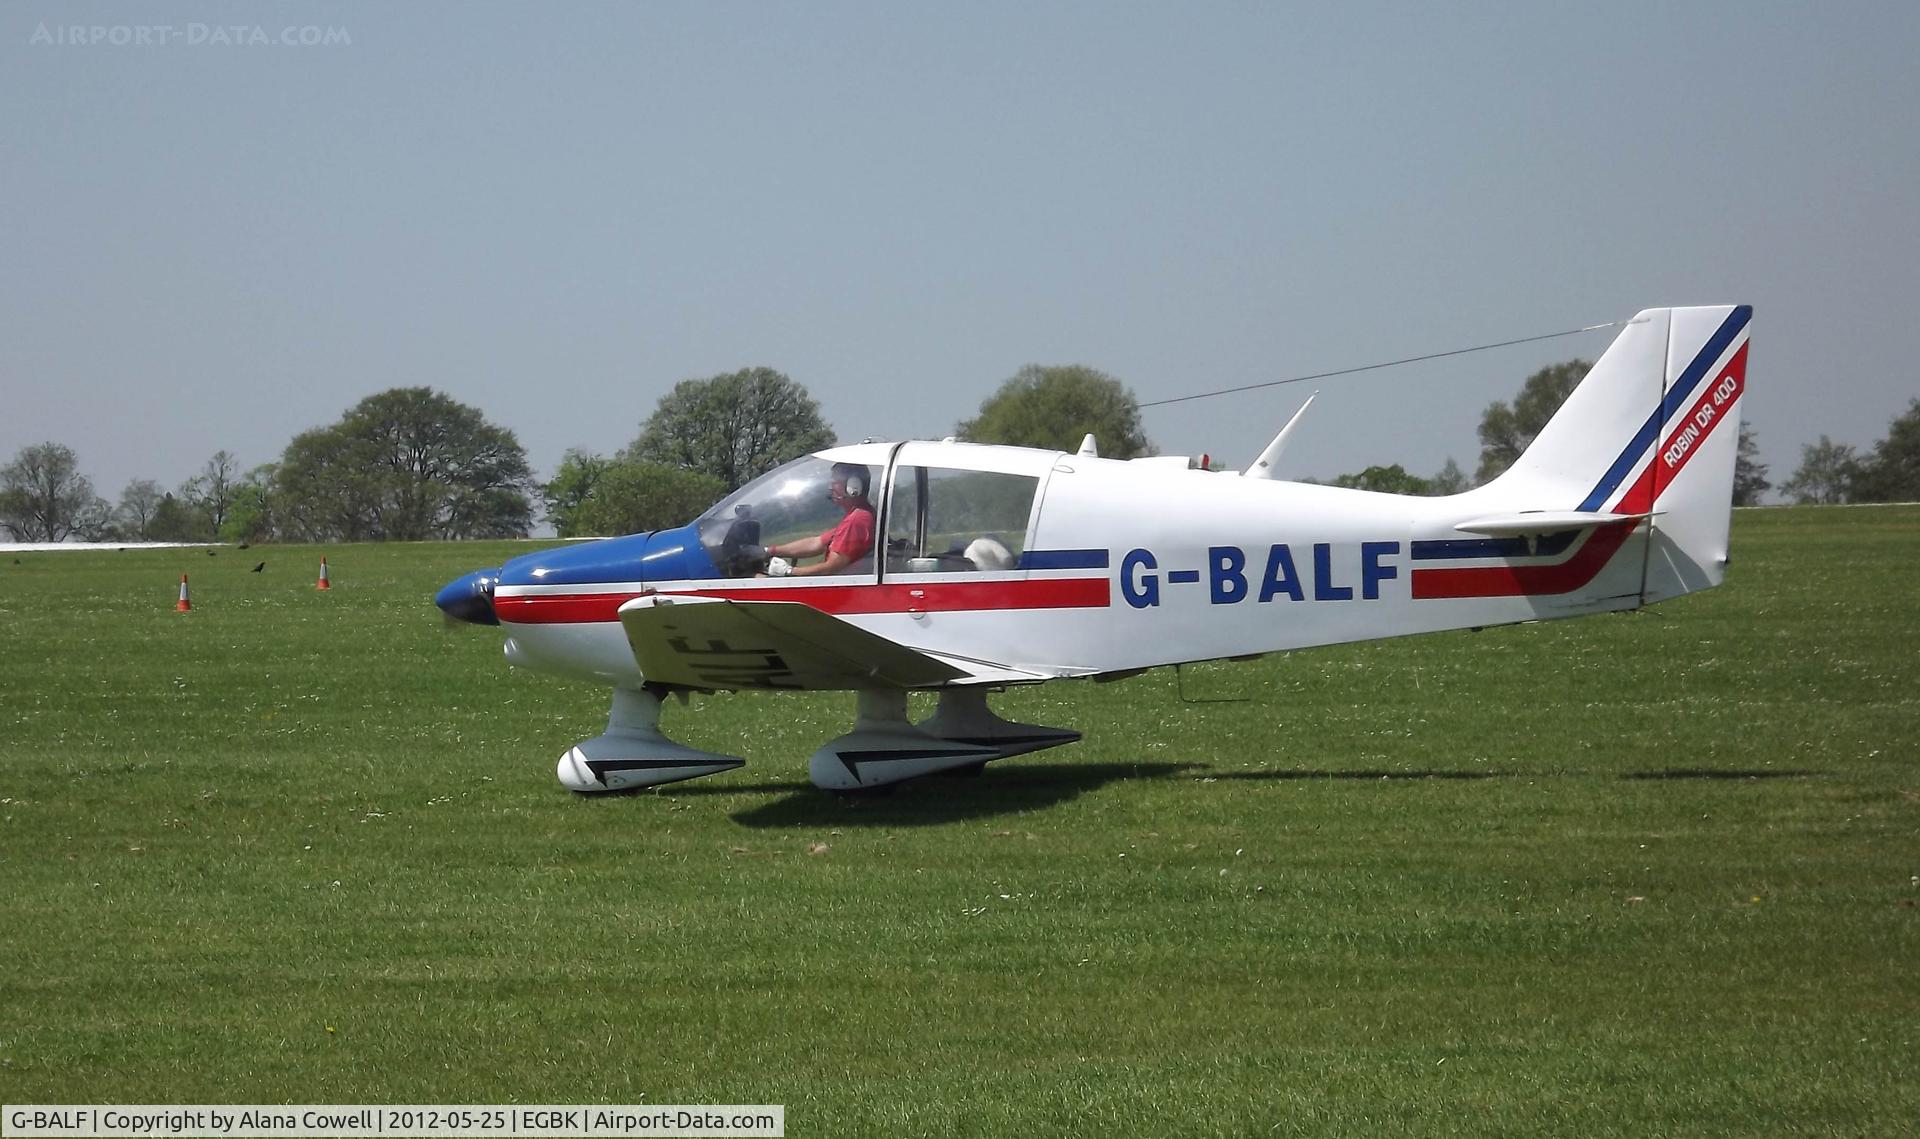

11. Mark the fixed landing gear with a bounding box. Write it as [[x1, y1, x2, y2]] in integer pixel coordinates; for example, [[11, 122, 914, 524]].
[[556, 687, 1080, 794], [807, 688, 1082, 791], [806, 690, 1002, 792], [556, 686, 745, 794], [916, 687, 1082, 759]]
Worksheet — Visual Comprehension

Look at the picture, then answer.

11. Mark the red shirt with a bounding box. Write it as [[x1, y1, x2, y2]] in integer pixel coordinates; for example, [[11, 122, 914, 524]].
[[820, 506, 875, 562]]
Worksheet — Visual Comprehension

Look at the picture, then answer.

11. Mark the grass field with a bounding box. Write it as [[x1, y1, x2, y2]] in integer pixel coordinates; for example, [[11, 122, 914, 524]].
[[2, 507, 1916, 1136]]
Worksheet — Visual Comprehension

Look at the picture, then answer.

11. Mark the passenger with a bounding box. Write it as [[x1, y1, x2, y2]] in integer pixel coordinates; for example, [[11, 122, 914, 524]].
[[765, 463, 875, 577]]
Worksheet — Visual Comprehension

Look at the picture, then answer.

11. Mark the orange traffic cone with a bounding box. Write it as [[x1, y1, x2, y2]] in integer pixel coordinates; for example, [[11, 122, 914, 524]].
[[316, 556, 331, 591], [176, 574, 192, 612]]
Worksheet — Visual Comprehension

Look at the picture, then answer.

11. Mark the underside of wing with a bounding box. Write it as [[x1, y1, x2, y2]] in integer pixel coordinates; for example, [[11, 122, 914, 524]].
[[617, 595, 1040, 691]]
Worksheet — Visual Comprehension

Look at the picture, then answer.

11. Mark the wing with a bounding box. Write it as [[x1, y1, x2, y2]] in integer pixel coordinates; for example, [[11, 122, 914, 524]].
[[617, 594, 1044, 691]]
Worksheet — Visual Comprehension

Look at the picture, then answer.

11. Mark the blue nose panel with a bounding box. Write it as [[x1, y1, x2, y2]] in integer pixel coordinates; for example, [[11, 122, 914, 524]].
[[640, 524, 720, 582], [493, 526, 720, 589], [498, 533, 653, 588]]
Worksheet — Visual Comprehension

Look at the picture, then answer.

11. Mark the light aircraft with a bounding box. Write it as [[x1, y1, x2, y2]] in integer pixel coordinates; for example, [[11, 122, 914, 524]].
[[438, 305, 1751, 794]]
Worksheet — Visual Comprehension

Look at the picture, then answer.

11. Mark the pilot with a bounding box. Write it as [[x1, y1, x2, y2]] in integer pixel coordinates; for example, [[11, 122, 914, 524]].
[[765, 462, 875, 577]]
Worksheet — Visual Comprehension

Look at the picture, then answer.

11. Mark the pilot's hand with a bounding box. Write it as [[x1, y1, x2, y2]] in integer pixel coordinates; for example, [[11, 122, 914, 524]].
[[767, 557, 793, 577]]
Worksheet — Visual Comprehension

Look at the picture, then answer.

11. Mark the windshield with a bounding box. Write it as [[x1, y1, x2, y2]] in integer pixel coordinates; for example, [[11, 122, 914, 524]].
[[697, 457, 872, 577]]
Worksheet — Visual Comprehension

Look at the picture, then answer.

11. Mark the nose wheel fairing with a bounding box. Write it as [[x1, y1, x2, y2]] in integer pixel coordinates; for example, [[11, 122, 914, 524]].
[[557, 687, 745, 793]]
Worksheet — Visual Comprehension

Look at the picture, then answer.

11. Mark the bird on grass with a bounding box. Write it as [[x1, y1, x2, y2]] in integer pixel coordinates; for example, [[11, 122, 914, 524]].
[[252, 562, 266, 573]]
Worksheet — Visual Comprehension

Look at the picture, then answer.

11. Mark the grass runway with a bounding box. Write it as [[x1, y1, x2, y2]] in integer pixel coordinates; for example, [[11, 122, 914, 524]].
[[1, 507, 1916, 1135]]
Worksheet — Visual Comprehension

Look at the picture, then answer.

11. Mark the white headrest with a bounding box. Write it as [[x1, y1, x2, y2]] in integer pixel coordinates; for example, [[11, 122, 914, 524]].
[[964, 536, 1016, 570]]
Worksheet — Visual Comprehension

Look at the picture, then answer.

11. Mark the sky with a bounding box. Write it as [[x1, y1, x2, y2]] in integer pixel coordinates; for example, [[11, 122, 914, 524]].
[[3, 1, 1916, 507]]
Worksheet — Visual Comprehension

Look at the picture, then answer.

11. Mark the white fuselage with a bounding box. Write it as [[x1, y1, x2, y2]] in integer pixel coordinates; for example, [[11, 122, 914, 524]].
[[489, 303, 1748, 691], [497, 451, 1656, 687]]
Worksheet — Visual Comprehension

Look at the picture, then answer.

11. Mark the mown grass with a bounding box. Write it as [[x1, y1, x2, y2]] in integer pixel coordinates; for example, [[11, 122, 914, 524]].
[[1, 509, 1915, 1136]]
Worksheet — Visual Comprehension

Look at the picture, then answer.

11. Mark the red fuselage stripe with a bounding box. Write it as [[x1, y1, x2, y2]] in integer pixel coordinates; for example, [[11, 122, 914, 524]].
[[495, 577, 1112, 625], [494, 592, 643, 624], [1408, 523, 1635, 600]]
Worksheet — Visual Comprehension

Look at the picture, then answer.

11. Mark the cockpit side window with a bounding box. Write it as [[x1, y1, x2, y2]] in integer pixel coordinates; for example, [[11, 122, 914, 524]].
[[885, 467, 1038, 574]]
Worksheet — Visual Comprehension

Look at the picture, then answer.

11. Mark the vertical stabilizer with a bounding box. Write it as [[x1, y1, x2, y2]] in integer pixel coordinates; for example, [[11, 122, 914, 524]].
[[1477, 306, 1752, 603]]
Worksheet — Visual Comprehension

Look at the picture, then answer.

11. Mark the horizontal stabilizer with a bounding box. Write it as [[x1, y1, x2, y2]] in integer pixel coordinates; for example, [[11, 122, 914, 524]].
[[619, 595, 1032, 691], [1453, 510, 1654, 537]]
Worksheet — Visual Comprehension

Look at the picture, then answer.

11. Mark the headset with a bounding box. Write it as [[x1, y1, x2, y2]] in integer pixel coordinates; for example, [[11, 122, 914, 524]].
[[831, 462, 869, 500]]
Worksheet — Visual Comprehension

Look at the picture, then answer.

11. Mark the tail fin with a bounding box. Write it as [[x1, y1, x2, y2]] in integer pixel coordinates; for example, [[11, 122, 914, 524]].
[[1482, 305, 1752, 602]]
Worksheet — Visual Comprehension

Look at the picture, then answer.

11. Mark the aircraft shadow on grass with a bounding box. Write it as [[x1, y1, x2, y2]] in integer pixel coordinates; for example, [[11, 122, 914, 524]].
[[717, 760, 1200, 829]]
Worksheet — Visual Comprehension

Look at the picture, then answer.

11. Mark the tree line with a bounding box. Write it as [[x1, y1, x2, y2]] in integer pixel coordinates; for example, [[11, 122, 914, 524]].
[[4, 363, 1915, 543], [1771, 407, 1920, 504]]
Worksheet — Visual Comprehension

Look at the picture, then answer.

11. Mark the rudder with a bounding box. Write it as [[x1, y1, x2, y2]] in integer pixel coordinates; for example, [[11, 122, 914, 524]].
[[1643, 306, 1752, 601]]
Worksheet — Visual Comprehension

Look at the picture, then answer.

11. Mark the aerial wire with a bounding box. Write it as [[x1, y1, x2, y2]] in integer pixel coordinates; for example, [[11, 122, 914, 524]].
[[1139, 319, 1629, 409]]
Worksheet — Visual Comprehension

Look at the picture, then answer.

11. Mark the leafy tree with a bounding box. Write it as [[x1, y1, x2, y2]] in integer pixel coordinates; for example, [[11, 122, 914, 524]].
[[1778, 436, 1862, 505], [146, 493, 205, 542], [543, 449, 614, 537], [274, 388, 535, 541], [958, 365, 1153, 459], [1732, 423, 1771, 506], [116, 479, 167, 539], [1330, 464, 1431, 495], [1852, 398, 1920, 503], [276, 422, 377, 541], [1476, 360, 1588, 484], [1429, 457, 1469, 496], [0, 442, 107, 542], [220, 484, 272, 544], [219, 465, 280, 544], [628, 368, 836, 492], [568, 461, 727, 537]]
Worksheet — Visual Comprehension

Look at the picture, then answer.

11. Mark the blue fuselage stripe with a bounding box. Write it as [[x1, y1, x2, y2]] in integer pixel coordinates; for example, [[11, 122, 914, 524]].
[[1019, 549, 1110, 570]]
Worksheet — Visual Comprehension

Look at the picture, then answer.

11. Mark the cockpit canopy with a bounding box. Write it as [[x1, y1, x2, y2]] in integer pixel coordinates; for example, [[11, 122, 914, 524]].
[[696, 457, 873, 577], [695, 449, 1046, 579]]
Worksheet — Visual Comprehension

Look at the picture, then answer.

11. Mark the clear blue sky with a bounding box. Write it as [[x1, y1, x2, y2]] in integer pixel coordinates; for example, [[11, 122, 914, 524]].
[[4, 1, 1916, 502]]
